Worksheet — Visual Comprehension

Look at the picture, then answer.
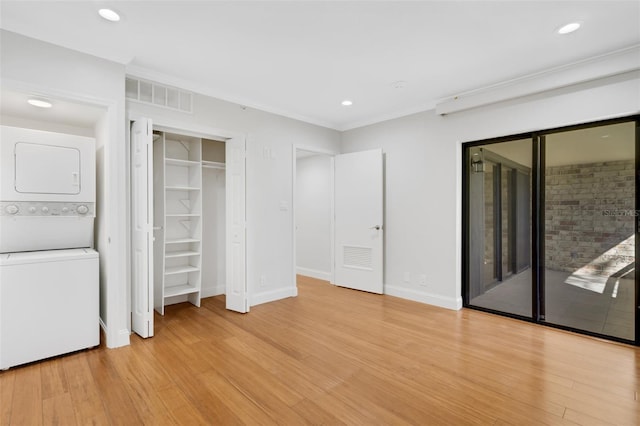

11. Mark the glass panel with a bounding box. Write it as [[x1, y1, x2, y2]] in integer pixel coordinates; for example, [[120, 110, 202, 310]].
[[483, 161, 496, 286], [467, 139, 532, 317], [544, 122, 635, 341]]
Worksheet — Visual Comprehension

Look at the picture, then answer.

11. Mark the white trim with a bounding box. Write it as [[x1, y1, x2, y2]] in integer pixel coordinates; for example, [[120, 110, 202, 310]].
[[436, 45, 640, 115], [127, 111, 243, 141], [201, 284, 226, 298], [250, 286, 298, 307], [296, 267, 332, 282], [385, 285, 463, 311], [126, 66, 336, 130]]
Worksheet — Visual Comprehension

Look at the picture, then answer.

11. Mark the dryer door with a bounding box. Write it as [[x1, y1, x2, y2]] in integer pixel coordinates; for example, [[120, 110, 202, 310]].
[[15, 142, 81, 194]]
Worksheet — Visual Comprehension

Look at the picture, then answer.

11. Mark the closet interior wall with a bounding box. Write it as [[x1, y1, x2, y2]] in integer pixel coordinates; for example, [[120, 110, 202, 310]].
[[201, 139, 226, 298]]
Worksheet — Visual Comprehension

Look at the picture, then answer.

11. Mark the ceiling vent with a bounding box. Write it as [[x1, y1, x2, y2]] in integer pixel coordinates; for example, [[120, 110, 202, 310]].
[[126, 77, 193, 113]]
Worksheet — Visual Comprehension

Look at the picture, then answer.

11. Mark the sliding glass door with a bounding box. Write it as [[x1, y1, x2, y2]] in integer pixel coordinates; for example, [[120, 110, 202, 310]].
[[464, 118, 638, 344], [466, 139, 532, 318], [543, 122, 636, 341]]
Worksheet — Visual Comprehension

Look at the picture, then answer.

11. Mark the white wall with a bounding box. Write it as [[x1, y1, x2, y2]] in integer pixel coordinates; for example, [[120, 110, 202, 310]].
[[341, 70, 640, 310], [128, 88, 341, 307], [296, 154, 332, 280], [0, 30, 129, 347], [201, 167, 226, 297]]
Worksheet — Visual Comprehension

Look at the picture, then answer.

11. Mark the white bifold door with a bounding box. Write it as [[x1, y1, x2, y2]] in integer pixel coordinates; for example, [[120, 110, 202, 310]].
[[334, 149, 384, 294], [224, 137, 248, 313], [131, 118, 154, 337]]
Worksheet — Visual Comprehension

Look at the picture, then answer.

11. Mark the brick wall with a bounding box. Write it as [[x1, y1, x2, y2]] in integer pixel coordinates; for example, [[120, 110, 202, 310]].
[[545, 160, 635, 277]]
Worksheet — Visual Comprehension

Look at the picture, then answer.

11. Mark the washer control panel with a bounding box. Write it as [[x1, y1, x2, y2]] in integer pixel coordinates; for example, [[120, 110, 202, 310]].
[[1, 201, 95, 217]]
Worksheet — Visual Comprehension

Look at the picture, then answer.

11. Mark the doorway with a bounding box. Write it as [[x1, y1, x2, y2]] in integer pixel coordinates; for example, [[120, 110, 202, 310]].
[[463, 117, 639, 344], [292, 147, 385, 294], [293, 147, 334, 284], [130, 118, 247, 338]]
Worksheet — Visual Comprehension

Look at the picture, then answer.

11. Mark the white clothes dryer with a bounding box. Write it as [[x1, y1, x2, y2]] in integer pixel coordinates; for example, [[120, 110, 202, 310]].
[[0, 125, 96, 253]]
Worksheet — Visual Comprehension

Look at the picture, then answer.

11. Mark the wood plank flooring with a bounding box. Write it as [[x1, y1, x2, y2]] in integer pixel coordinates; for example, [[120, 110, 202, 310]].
[[2, 275, 639, 425]]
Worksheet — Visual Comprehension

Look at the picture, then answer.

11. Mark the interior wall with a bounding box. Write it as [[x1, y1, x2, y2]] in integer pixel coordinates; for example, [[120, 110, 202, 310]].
[[341, 70, 640, 310], [0, 30, 129, 347], [201, 167, 226, 297], [127, 85, 341, 307], [296, 154, 332, 280]]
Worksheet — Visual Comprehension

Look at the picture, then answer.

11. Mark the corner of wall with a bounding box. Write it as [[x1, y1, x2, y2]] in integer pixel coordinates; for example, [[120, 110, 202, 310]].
[[100, 318, 131, 349]]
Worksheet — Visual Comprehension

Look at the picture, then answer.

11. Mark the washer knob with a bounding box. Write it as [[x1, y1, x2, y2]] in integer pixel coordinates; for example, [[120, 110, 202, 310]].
[[41, 206, 49, 213], [5, 204, 18, 215], [29, 206, 37, 213], [77, 205, 89, 215], [62, 207, 69, 213]]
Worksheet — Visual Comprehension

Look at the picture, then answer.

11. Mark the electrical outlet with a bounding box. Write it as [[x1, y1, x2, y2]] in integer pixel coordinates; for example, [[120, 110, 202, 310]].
[[419, 274, 427, 287], [403, 272, 410, 283], [260, 275, 267, 288]]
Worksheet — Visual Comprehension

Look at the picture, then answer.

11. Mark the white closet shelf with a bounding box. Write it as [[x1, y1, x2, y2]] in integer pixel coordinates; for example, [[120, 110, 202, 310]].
[[165, 265, 200, 275], [202, 161, 226, 170], [165, 250, 200, 258], [165, 158, 200, 167], [165, 238, 200, 244], [165, 186, 200, 191], [164, 284, 199, 298], [166, 213, 200, 217]]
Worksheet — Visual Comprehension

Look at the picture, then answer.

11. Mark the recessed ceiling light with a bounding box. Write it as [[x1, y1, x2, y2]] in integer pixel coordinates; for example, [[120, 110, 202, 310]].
[[341, 100, 353, 106], [98, 8, 120, 22], [27, 98, 53, 108], [557, 22, 581, 35]]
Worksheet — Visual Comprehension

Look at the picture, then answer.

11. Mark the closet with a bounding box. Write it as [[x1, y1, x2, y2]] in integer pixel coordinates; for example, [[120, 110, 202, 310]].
[[153, 131, 226, 314]]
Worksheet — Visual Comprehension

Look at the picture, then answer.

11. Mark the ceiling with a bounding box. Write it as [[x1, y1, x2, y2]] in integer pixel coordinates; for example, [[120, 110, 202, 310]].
[[0, 88, 106, 132], [1, 1, 639, 131]]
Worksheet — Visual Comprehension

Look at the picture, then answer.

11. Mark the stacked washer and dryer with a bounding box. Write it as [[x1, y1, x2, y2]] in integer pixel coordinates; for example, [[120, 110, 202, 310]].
[[0, 125, 99, 370]]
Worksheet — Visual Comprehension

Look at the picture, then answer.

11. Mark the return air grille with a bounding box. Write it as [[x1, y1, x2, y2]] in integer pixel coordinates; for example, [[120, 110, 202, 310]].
[[343, 246, 373, 270], [126, 77, 193, 113]]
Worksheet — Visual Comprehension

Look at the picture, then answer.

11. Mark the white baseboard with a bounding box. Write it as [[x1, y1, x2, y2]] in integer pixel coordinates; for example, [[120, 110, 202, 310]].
[[384, 285, 462, 310], [250, 286, 298, 307], [296, 267, 331, 281], [201, 284, 225, 298]]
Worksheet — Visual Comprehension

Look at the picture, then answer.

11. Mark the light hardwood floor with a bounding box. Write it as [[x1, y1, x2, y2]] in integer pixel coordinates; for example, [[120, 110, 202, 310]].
[[2, 275, 639, 425]]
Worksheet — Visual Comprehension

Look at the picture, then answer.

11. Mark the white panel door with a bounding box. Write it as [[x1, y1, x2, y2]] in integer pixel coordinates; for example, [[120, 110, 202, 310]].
[[130, 119, 154, 337], [334, 149, 384, 294], [225, 137, 248, 312]]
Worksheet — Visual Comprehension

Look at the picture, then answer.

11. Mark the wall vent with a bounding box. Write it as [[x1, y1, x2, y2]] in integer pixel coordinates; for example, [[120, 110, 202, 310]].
[[343, 245, 373, 270], [126, 77, 193, 113]]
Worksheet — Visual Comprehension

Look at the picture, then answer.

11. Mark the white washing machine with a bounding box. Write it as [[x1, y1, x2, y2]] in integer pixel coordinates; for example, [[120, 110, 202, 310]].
[[0, 126, 99, 369], [0, 248, 99, 370]]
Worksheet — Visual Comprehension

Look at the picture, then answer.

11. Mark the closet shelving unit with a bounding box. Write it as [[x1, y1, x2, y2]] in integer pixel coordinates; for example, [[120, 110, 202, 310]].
[[154, 132, 203, 314]]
